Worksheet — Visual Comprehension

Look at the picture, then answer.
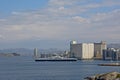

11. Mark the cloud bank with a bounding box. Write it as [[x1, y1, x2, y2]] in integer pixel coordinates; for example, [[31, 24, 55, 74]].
[[0, 0, 120, 48]]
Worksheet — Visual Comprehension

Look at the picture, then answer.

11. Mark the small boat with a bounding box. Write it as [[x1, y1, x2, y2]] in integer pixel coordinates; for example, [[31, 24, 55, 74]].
[[98, 63, 120, 66]]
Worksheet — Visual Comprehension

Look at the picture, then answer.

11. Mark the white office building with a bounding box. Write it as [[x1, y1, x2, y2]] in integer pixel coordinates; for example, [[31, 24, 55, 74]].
[[70, 41, 94, 59]]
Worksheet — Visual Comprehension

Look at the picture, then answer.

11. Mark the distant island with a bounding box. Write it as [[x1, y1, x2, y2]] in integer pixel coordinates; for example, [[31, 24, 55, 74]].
[[0, 53, 20, 57]]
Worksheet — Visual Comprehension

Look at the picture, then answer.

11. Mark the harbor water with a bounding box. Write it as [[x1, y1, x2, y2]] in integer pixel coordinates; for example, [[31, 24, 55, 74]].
[[0, 56, 120, 80]]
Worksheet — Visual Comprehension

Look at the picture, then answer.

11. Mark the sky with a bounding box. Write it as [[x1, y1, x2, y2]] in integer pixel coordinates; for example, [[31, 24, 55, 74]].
[[0, 0, 120, 49]]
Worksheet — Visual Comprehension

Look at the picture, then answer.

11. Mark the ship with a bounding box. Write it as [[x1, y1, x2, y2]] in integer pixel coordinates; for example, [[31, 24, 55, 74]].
[[34, 48, 77, 61], [34, 56, 77, 61]]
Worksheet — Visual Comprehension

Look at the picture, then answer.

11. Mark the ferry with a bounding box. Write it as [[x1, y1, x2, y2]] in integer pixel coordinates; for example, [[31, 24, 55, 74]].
[[34, 56, 77, 61]]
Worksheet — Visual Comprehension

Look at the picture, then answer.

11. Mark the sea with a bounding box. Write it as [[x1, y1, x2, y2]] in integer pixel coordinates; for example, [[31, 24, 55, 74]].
[[0, 56, 119, 80]]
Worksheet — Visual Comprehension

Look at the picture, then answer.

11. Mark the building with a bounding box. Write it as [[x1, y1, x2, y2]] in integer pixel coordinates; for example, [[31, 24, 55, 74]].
[[94, 41, 107, 59], [34, 48, 38, 57], [70, 41, 94, 59], [103, 48, 120, 61], [34, 48, 41, 58]]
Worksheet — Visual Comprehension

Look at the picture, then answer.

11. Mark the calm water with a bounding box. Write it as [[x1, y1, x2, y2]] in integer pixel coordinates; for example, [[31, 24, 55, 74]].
[[0, 56, 119, 80]]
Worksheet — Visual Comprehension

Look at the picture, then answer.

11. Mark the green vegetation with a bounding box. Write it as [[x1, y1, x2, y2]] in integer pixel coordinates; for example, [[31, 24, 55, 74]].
[[116, 74, 120, 78]]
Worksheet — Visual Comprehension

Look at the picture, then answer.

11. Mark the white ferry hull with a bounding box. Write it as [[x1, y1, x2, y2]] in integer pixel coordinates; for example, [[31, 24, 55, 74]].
[[35, 58, 77, 61]]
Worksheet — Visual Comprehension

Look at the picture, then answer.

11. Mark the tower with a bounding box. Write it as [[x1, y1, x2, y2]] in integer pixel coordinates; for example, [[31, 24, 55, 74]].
[[70, 41, 77, 58], [34, 48, 38, 58]]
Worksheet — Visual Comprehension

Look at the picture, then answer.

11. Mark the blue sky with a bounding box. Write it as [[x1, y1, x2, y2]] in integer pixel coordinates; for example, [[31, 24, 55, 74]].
[[0, 0, 120, 49], [0, 0, 48, 17]]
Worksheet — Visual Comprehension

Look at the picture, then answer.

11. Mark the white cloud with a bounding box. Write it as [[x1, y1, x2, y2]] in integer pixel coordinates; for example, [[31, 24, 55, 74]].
[[0, 0, 120, 44], [59, 6, 65, 11], [72, 16, 90, 23], [48, 0, 78, 6]]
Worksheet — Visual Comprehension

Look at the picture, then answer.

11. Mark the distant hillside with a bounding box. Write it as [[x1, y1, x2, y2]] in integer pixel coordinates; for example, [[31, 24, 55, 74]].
[[0, 53, 20, 57], [0, 48, 65, 56], [107, 43, 120, 48], [0, 48, 33, 56]]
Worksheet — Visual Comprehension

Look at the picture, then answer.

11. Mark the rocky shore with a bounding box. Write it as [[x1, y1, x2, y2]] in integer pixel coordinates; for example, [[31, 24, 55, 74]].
[[85, 72, 120, 80]]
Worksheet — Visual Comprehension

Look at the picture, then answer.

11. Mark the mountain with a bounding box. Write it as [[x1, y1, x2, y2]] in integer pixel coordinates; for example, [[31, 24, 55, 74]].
[[107, 43, 120, 48], [0, 48, 33, 56], [0, 53, 20, 57]]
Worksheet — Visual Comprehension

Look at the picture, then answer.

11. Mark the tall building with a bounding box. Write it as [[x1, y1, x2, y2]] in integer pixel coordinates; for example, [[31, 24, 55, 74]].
[[103, 48, 120, 61], [70, 41, 77, 58], [94, 41, 107, 59], [34, 48, 38, 58], [70, 41, 94, 59]]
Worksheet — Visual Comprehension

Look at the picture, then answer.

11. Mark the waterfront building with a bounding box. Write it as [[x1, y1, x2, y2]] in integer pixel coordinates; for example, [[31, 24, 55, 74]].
[[34, 48, 41, 58], [118, 49, 120, 60], [94, 41, 107, 59], [34, 48, 38, 57], [103, 48, 120, 61], [70, 41, 94, 59]]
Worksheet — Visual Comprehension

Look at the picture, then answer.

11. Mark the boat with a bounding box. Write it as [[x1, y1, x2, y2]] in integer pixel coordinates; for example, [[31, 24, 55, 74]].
[[98, 63, 120, 66], [35, 56, 77, 61]]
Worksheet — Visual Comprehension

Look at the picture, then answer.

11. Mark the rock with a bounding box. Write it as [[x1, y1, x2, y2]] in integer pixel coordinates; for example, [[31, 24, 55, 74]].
[[85, 72, 120, 80], [84, 76, 96, 80]]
